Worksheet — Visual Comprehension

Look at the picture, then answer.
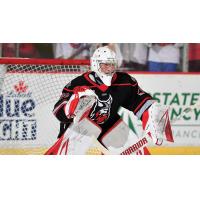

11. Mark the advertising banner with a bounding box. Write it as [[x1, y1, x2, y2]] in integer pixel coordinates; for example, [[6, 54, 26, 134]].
[[132, 73, 200, 146]]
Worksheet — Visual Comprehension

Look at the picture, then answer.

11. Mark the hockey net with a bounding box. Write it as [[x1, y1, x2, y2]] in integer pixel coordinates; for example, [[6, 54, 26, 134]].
[[0, 58, 90, 104], [0, 58, 104, 155]]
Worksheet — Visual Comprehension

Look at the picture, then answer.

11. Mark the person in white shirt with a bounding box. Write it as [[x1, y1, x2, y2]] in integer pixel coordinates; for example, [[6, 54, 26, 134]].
[[120, 43, 148, 71], [54, 43, 90, 59], [148, 43, 183, 72]]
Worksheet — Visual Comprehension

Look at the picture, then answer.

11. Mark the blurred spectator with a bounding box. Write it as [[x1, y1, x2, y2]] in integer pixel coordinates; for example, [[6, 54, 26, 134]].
[[120, 43, 130, 67], [19, 43, 39, 58], [108, 43, 123, 67], [35, 43, 54, 58], [148, 43, 183, 72], [130, 43, 148, 71], [120, 43, 148, 71], [188, 43, 200, 72], [1, 43, 40, 58], [1, 43, 17, 57], [53, 43, 90, 59]]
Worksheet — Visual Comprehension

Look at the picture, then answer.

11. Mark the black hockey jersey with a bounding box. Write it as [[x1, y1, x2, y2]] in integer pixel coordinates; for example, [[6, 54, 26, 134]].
[[53, 71, 154, 140]]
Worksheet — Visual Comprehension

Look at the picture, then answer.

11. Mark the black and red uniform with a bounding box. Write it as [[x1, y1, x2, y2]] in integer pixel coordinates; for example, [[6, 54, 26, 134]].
[[53, 71, 154, 141]]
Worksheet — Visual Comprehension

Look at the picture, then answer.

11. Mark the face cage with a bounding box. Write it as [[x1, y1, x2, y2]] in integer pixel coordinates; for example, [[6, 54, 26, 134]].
[[96, 60, 117, 76]]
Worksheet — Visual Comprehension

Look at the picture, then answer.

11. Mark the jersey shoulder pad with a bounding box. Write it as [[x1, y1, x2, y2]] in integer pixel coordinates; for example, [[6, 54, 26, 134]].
[[62, 74, 88, 94], [64, 73, 88, 89], [115, 72, 138, 84]]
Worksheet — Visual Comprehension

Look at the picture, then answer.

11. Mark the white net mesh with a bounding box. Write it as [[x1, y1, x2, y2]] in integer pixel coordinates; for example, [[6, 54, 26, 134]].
[[0, 64, 7, 93], [0, 62, 89, 104], [0, 59, 95, 154]]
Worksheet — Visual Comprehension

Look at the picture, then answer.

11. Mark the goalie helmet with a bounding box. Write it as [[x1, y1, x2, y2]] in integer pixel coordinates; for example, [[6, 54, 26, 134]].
[[91, 46, 118, 86]]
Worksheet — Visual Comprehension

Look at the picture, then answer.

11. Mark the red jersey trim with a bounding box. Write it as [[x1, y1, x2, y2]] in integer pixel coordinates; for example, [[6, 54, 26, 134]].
[[53, 102, 66, 116], [83, 72, 109, 92], [111, 73, 117, 83], [84, 72, 138, 91], [63, 88, 74, 93], [84, 72, 99, 87], [63, 85, 96, 93]]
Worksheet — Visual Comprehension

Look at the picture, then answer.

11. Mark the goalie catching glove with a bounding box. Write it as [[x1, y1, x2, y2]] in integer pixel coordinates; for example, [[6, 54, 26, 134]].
[[142, 102, 174, 145], [64, 86, 97, 121]]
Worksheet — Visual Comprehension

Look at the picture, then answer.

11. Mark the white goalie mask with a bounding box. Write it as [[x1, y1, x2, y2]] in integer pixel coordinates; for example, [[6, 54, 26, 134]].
[[91, 46, 118, 86]]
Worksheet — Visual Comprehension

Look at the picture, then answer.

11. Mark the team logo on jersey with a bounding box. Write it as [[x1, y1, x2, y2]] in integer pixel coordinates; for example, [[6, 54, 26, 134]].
[[89, 95, 112, 124]]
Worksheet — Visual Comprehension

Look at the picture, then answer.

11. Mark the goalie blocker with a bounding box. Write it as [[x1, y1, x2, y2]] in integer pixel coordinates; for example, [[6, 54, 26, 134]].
[[46, 46, 174, 155]]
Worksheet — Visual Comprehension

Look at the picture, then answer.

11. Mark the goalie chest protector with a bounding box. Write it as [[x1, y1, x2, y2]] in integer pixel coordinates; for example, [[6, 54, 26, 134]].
[[54, 71, 153, 140]]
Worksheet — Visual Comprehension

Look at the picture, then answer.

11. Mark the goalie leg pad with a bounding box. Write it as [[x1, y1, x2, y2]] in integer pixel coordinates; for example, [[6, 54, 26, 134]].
[[47, 117, 102, 155], [100, 119, 130, 148]]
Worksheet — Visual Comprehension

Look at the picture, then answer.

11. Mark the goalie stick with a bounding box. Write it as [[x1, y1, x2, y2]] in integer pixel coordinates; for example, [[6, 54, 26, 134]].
[[120, 137, 150, 155]]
